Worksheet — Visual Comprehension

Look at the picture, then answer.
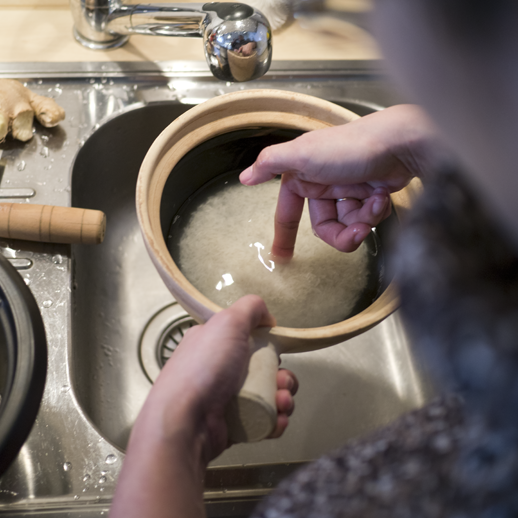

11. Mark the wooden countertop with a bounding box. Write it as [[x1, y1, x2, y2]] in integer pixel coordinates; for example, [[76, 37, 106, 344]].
[[0, 0, 379, 63]]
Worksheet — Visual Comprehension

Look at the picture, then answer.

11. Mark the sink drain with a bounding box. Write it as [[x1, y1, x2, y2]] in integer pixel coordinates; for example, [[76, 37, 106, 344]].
[[139, 304, 196, 382]]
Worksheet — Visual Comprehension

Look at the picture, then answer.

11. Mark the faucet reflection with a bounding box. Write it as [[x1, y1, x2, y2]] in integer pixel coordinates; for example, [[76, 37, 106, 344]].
[[70, 0, 272, 82]]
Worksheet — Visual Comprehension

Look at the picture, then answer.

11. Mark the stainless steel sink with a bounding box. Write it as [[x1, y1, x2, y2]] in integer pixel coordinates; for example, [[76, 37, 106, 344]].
[[0, 61, 432, 517]]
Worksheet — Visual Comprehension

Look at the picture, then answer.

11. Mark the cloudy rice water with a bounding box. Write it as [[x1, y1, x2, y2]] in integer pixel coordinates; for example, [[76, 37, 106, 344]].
[[172, 176, 372, 328]]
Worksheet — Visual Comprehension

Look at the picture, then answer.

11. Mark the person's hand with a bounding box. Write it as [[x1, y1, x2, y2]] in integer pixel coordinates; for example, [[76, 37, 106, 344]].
[[236, 42, 256, 56], [239, 104, 446, 257], [111, 296, 298, 518], [138, 295, 298, 463], [150, 295, 298, 463]]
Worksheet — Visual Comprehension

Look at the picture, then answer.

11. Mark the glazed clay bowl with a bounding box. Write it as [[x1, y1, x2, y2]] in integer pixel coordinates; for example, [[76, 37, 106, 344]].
[[136, 89, 419, 441]]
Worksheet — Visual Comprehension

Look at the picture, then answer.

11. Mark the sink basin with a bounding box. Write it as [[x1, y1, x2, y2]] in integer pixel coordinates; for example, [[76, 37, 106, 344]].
[[0, 61, 432, 517]]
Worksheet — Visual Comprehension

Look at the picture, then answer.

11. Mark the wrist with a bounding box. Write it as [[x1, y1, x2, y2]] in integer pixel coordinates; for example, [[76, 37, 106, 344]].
[[133, 381, 209, 462], [112, 402, 207, 518], [396, 104, 456, 178]]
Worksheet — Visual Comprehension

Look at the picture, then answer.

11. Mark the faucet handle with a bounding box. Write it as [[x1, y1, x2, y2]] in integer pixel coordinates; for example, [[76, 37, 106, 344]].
[[202, 2, 273, 82]]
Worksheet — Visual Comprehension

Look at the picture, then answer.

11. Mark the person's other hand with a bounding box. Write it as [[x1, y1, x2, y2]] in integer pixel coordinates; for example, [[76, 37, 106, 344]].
[[138, 295, 298, 464], [240, 104, 445, 257]]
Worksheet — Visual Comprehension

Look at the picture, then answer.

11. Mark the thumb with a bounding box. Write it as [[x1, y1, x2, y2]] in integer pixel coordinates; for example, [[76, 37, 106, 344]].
[[210, 295, 276, 336]]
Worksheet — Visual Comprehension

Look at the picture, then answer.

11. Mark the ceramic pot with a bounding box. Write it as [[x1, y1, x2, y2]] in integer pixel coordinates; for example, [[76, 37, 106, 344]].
[[137, 89, 420, 442]]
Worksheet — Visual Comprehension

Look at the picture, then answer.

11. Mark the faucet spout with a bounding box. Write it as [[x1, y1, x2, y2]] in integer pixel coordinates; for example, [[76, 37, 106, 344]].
[[70, 1, 272, 82]]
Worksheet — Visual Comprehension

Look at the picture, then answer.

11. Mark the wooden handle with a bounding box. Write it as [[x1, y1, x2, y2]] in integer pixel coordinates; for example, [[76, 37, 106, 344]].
[[0, 203, 106, 244], [225, 329, 279, 443]]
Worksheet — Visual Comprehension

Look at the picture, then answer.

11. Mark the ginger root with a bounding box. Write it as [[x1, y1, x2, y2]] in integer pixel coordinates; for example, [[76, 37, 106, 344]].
[[0, 79, 65, 143]]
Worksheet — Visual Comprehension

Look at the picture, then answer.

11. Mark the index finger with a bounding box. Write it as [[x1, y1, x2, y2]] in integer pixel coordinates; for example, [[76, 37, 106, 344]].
[[271, 177, 305, 261]]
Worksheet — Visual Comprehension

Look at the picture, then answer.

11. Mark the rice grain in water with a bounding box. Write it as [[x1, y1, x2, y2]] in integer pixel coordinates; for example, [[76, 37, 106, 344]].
[[173, 177, 372, 328]]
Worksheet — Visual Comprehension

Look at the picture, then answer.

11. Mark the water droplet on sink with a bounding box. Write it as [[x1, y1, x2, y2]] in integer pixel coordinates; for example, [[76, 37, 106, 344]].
[[41, 135, 49, 144], [105, 454, 117, 465], [99, 476, 107, 484], [43, 300, 53, 308], [47, 85, 62, 97], [73, 495, 79, 500], [17, 161, 26, 171], [52, 254, 63, 265], [61, 385, 70, 393], [63, 462, 72, 471], [24, 278, 30, 286], [40, 147, 49, 158], [82, 474, 91, 482]]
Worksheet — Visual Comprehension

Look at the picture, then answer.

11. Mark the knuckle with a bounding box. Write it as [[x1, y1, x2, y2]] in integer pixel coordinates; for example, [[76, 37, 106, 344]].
[[256, 147, 275, 169], [277, 218, 300, 229]]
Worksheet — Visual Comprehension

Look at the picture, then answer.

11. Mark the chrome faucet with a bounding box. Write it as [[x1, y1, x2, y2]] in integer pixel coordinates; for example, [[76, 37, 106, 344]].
[[70, 1, 272, 82]]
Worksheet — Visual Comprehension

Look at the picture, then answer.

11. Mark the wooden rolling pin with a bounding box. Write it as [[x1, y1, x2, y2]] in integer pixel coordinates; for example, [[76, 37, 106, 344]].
[[0, 203, 106, 244]]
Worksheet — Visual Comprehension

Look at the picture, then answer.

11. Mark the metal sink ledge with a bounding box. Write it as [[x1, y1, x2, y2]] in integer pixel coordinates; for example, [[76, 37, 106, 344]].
[[0, 61, 430, 518]]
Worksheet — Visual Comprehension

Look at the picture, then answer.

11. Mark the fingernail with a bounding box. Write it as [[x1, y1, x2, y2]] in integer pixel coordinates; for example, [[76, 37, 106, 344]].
[[372, 197, 387, 216], [239, 167, 253, 185]]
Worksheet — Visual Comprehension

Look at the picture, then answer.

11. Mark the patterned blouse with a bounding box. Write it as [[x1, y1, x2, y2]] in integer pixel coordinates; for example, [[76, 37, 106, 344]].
[[252, 170, 518, 518]]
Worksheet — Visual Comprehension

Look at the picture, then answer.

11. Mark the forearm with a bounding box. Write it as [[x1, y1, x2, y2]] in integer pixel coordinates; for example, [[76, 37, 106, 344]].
[[110, 404, 207, 518], [387, 104, 455, 178], [242, 104, 452, 191]]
